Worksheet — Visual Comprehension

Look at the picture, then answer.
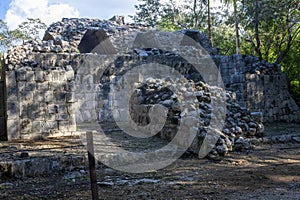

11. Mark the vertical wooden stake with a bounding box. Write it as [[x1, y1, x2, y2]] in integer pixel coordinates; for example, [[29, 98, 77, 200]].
[[86, 131, 99, 200]]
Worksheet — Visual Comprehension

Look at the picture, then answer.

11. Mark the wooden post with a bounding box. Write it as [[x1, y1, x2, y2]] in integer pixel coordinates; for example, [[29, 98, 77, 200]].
[[86, 131, 99, 200]]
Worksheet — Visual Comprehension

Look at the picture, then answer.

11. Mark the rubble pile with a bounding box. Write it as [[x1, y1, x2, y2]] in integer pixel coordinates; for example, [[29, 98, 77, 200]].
[[43, 17, 150, 53], [130, 78, 264, 156]]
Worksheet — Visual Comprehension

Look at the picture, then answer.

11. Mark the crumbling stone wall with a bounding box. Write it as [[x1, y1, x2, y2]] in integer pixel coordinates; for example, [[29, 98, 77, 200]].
[[0, 78, 6, 140], [2, 18, 300, 142], [217, 55, 300, 122], [3, 53, 77, 140]]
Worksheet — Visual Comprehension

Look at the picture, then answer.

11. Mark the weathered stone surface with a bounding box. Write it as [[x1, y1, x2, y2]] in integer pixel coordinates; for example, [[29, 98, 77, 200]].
[[0, 154, 86, 178], [126, 77, 264, 156], [0, 79, 6, 140], [1, 17, 299, 146]]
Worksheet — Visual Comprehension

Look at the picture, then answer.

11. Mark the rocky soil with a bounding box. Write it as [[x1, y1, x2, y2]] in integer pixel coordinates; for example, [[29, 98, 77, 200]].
[[0, 123, 300, 200]]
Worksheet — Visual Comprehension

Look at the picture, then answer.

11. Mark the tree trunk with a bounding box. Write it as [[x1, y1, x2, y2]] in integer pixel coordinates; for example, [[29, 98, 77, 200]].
[[233, 0, 240, 54], [207, 0, 212, 44], [254, 0, 262, 59], [193, 0, 198, 28]]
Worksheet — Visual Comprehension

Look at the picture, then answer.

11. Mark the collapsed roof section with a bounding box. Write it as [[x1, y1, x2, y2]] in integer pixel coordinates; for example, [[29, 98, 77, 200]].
[[42, 17, 219, 55]]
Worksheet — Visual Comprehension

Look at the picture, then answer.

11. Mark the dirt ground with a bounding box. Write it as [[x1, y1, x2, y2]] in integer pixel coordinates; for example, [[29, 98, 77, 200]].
[[1, 123, 300, 200]]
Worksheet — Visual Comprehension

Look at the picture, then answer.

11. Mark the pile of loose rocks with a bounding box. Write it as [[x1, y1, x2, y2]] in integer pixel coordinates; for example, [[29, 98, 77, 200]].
[[243, 55, 281, 75], [130, 77, 264, 157], [5, 17, 218, 70], [43, 17, 151, 53]]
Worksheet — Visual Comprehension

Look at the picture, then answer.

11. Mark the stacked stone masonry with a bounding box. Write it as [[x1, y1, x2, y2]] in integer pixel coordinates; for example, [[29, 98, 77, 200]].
[[215, 55, 300, 122], [4, 61, 76, 140], [0, 79, 6, 140], [1, 17, 300, 142]]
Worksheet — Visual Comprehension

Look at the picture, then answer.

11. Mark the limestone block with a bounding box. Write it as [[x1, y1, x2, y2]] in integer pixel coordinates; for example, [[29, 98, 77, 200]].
[[27, 103, 40, 119], [6, 85, 18, 101], [20, 119, 32, 134], [25, 71, 35, 82], [54, 91, 66, 102], [35, 109, 45, 120], [36, 82, 49, 92], [66, 92, 75, 103], [66, 70, 74, 81], [69, 114, 76, 125], [67, 103, 76, 114], [32, 121, 43, 133], [44, 121, 58, 132], [16, 70, 26, 81], [45, 112, 56, 121], [44, 71, 53, 81], [68, 124, 77, 132], [25, 82, 36, 91], [5, 71, 16, 86], [56, 113, 69, 121], [34, 91, 45, 102], [66, 81, 76, 92], [58, 121, 69, 132], [45, 91, 54, 102], [56, 104, 67, 115], [49, 82, 64, 91], [7, 119, 20, 140], [52, 70, 66, 82], [17, 82, 26, 92], [6, 101, 19, 119], [89, 109, 98, 121], [47, 104, 57, 114], [35, 71, 45, 82], [19, 102, 27, 118], [19, 90, 34, 101]]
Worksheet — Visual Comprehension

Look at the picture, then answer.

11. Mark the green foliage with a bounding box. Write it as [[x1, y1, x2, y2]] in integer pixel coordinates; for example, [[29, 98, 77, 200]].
[[281, 34, 300, 106], [289, 80, 300, 106], [238, 0, 300, 63], [0, 20, 21, 52], [130, 0, 162, 26], [131, 0, 208, 30], [0, 18, 47, 81], [16, 18, 47, 40], [0, 18, 47, 52], [132, 0, 300, 105]]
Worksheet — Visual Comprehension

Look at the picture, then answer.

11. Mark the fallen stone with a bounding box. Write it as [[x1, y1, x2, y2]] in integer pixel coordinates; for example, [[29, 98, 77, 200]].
[[0, 182, 14, 189], [97, 181, 115, 186], [291, 136, 300, 143], [20, 150, 29, 158]]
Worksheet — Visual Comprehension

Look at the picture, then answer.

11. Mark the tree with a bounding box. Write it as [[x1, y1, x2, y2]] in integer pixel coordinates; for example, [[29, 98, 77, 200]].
[[156, 0, 183, 30], [131, 0, 162, 26], [221, 0, 240, 54], [281, 31, 300, 106], [207, 0, 212, 42], [238, 0, 300, 63], [0, 20, 21, 52], [16, 18, 47, 40], [0, 18, 47, 53], [0, 18, 47, 77]]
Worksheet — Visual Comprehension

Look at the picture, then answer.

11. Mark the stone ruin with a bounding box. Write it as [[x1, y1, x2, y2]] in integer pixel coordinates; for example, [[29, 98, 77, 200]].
[[1, 17, 300, 157]]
